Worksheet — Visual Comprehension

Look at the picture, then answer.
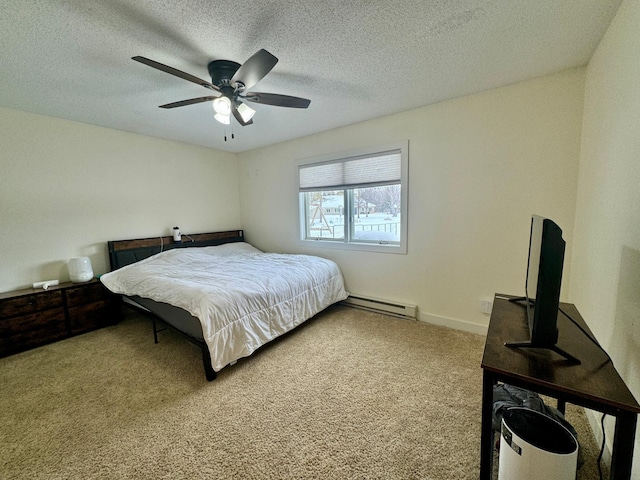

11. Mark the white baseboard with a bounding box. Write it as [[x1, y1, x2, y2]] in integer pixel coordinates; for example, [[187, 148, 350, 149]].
[[341, 294, 417, 319], [342, 294, 488, 335], [419, 312, 488, 336]]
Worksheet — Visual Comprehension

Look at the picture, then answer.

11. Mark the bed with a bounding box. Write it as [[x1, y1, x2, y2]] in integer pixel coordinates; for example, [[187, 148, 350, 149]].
[[102, 230, 348, 381]]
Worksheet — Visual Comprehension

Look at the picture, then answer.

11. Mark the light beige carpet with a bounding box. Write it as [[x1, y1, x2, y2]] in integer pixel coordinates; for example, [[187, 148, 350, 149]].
[[0, 305, 606, 479]]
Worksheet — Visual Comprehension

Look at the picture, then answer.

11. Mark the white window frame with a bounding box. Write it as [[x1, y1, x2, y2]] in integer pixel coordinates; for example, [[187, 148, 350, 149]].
[[296, 141, 408, 254]]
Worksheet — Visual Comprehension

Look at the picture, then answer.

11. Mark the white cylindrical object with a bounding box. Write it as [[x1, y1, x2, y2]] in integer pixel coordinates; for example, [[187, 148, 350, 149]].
[[498, 408, 578, 480], [172, 226, 181, 242], [68, 257, 94, 283], [32, 280, 59, 289]]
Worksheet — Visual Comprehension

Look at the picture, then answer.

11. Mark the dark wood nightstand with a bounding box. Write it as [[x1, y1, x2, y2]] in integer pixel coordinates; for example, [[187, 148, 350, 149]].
[[0, 279, 118, 357]]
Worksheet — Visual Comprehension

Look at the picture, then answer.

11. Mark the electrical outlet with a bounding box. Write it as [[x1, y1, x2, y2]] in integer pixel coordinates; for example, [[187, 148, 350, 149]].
[[480, 299, 493, 315]]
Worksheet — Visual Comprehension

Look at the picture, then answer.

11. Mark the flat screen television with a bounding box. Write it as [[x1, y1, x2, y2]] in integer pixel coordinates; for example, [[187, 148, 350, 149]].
[[506, 215, 579, 363]]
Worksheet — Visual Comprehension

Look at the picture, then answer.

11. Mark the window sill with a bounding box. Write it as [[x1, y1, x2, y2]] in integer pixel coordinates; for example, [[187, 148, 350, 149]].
[[298, 238, 407, 254]]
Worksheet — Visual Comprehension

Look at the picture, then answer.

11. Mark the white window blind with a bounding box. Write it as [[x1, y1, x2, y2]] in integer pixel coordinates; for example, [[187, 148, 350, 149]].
[[299, 150, 401, 191]]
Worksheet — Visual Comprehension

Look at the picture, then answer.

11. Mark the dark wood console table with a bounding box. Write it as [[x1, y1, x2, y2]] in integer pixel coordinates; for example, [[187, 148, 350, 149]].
[[480, 294, 640, 479]]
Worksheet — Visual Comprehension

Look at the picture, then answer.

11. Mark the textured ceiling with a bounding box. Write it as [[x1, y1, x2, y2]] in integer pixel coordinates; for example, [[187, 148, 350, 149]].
[[0, 0, 622, 153]]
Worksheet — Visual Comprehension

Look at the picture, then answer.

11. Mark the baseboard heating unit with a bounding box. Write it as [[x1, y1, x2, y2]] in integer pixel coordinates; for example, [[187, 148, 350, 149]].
[[341, 295, 417, 320]]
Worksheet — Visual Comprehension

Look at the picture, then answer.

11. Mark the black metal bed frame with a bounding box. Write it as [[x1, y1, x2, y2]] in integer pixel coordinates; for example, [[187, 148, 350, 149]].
[[107, 230, 245, 381]]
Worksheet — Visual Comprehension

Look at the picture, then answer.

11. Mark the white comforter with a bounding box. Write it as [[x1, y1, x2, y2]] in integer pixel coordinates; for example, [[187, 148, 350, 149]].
[[100, 242, 348, 371]]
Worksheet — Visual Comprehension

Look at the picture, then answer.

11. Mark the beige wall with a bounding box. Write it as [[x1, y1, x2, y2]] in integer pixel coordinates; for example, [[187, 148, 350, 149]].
[[570, 0, 640, 472], [0, 71, 587, 330], [0, 108, 241, 292], [238, 69, 585, 333]]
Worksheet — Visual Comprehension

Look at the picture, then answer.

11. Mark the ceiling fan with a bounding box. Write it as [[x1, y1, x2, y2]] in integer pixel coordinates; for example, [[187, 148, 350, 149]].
[[133, 49, 311, 126]]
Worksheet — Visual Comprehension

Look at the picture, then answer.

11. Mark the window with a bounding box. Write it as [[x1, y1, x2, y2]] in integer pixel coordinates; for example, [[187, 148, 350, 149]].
[[297, 141, 408, 253]]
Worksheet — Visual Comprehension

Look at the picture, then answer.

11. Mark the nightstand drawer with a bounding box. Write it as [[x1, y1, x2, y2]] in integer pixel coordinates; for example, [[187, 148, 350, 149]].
[[0, 309, 67, 355], [68, 300, 116, 334], [65, 282, 109, 307], [0, 290, 63, 317]]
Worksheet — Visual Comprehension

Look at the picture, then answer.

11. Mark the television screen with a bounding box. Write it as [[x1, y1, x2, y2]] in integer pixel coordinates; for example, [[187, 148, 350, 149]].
[[507, 215, 579, 363], [527, 215, 563, 347]]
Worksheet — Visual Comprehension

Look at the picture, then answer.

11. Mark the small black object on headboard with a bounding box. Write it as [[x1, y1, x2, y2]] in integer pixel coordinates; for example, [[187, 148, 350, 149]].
[[108, 230, 244, 270]]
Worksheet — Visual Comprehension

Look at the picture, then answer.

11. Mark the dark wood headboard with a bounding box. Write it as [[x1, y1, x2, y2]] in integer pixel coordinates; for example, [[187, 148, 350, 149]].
[[108, 230, 244, 270]]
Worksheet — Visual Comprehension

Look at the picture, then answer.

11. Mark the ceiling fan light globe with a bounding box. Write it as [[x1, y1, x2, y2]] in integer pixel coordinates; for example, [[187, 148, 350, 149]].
[[214, 113, 231, 125], [212, 96, 232, 116], [237, 103, 256, 123]]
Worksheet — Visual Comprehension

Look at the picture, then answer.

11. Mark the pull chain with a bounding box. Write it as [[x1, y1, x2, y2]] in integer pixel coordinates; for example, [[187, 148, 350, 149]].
[[223, 126, 235, 142]]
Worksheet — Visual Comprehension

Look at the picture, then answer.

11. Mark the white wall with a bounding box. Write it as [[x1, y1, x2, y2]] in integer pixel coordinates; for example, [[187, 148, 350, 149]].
[[0, 107, 241, 292], [570, 0, 640, 473], [238, 69, 585, 332]]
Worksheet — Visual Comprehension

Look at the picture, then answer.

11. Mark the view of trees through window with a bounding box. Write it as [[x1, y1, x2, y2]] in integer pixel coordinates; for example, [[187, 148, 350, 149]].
[[304, 185, 402, 243]]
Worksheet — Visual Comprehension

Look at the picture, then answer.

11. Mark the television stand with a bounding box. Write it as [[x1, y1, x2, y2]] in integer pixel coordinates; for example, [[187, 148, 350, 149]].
[[504, 296, 579, 362], [507, 296, 530, 304], [480, 294, 640, 480], [503, 340, 581, 364]]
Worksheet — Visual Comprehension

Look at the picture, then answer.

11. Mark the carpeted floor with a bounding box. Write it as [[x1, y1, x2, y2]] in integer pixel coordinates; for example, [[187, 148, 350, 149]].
[[0, 305, 606, 479]]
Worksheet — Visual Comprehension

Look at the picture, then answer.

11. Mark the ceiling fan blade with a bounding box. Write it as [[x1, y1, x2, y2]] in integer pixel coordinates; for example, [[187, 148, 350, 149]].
[[231, 103, 253, 126], [230, 49, 278, 91], [132, 56, 219, 91], [159, 96, 218, 109], [243, 92, 311, 109]]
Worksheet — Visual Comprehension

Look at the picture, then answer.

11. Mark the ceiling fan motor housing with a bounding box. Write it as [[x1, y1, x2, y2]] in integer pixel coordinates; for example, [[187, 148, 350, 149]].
[[207, 60, 241, 89]]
